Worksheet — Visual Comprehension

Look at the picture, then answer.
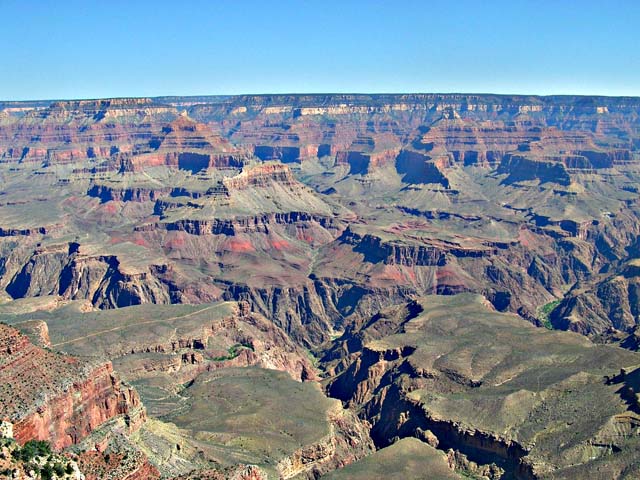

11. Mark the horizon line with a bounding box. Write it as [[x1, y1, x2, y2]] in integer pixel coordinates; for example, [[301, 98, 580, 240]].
[[3, 91, 640, 104]]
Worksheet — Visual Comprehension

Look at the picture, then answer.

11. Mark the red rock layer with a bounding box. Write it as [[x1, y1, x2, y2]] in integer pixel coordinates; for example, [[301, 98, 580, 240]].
[[77, 450, 161, 480], [0, 324, 143, 450]]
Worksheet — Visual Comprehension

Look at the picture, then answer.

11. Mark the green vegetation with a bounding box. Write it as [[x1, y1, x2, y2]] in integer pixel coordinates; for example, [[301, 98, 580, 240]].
[[212, 342, 253, 361], [53, 462, 66, 476], [11, 439, 51, 462], [459, 472, 484, 479], [0, 437, 16, 448], [4, 440, 73, 480], [304, 347, 320, 368], [40, 463, 54, 480], [31, 461, 67, 480], [538, 299, 561, 329]]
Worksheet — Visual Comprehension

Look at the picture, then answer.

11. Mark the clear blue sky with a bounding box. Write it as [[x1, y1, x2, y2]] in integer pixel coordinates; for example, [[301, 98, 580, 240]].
[[1, 0, 639, 100]]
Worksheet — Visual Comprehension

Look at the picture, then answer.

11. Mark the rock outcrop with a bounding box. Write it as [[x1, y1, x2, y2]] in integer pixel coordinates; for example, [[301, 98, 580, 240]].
[[551, 259, 640, 336], [323, 294, 640, 478], [0, 324, 144, 450], [4, 243, 178, 309], [2, 92, 640, 478]]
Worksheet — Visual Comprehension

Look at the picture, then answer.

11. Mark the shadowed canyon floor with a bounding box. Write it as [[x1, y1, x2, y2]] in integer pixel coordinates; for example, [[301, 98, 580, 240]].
[[2, 94, 640, 478]]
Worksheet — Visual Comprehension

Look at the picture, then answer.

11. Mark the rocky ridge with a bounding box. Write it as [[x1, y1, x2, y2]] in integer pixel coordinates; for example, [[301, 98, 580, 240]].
[[2, 93, 640, 478]]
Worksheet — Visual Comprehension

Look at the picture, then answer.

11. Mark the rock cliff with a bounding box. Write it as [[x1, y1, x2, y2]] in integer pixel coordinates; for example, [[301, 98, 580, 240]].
[[0, 324, 144, 450], [323, 294, 640, 478], [2, 93, 640, 478]]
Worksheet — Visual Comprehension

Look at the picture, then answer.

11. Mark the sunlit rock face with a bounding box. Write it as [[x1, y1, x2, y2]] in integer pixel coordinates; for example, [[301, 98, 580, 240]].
[[0, 324, 144, 450], [1, 93, 640, 478]]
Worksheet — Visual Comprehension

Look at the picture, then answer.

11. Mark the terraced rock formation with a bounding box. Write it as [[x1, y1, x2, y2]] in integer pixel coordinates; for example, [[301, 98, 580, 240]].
[[323, 294, 640, 478], [1, 93, 640, 478]]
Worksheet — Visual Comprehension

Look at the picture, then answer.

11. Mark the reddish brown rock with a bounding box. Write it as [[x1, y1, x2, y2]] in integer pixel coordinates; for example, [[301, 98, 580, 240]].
[[77, 450, 161, 480], [0, 324, 144, 450]]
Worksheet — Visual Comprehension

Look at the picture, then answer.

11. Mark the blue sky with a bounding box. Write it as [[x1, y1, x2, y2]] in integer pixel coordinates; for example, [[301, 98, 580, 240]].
[[1, 0, 639, 100]]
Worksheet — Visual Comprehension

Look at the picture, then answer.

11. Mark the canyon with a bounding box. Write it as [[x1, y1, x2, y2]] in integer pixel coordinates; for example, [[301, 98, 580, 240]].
[[1, 93, 640, 478]]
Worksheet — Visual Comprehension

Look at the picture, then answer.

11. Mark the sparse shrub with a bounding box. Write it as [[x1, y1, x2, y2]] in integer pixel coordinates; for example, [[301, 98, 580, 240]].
[[12, 439, 52, 462], [538, 300, 561, 330], [213, 343, 253, 361], [41, 463, 54, 480], [53, 462, 65, 476]]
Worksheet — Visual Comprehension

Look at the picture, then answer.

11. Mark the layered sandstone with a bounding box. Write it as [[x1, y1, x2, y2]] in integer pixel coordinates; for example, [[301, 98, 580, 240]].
[[1, 92, 640, 478], [222, 162, 297, 190], [0, 324, 143, 450]]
